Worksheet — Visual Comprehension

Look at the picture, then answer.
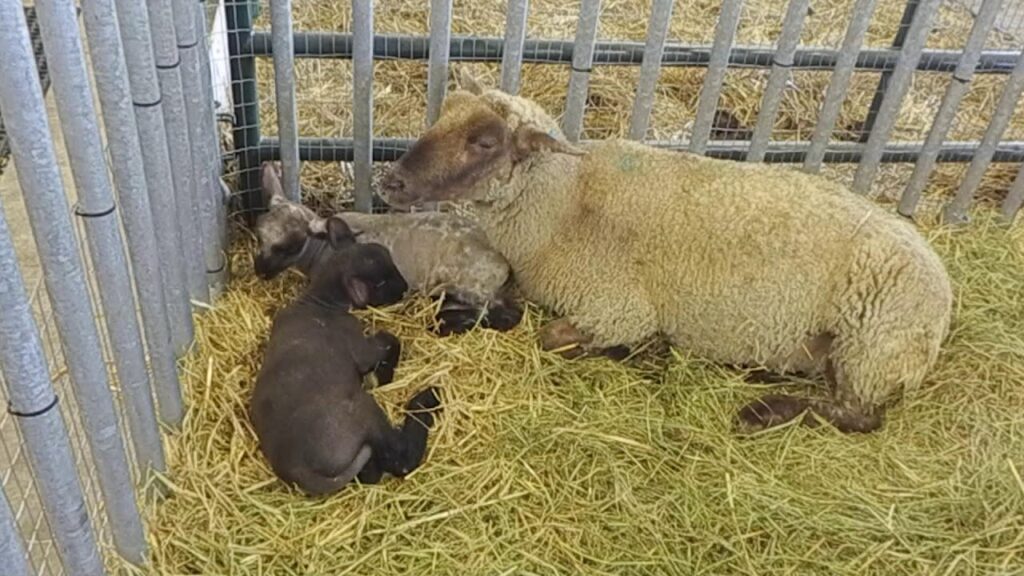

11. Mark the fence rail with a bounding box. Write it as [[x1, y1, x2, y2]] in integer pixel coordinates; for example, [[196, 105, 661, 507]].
[[226, 0, 1024, 225], [247, 32, 1023, 73]]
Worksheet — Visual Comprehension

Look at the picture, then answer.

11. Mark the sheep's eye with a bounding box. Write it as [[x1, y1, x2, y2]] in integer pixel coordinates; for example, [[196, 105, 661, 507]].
[[471, 136, 498, 150]]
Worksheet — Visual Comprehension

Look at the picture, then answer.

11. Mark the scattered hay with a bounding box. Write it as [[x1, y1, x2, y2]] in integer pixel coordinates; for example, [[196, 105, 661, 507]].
[[121, 206, 1024, 575], [128, 2, 1024, 573]]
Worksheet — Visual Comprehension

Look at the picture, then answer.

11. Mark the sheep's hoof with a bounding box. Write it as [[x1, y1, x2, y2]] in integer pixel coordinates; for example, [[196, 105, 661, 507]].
[[539, 318, 589, 351], [735, 394, 812, 433]]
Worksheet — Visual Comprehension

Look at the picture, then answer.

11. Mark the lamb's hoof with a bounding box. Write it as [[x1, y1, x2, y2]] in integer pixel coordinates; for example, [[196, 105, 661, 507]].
[[735, 394, 811, 433], [743, 369, 790, 384], [408, 387, 441, 412], [433, 309, 480, 336], [406, 388, 442, 429], [599, 345, 631, 361], [483, 303, 523, 332]]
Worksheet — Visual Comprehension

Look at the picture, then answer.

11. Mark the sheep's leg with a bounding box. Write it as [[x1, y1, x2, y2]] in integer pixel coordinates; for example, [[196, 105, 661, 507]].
[[351, 331, 401, 386], [370, 388, 442, 477], [735, 358, 887, 434], [539, 317, 632, 360]]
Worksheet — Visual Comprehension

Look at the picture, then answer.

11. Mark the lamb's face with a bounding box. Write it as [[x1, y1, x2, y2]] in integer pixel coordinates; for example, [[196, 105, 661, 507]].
[[253, 204, 314, 279], [380, 73, 584, 210], [253, 161, 316, 279]]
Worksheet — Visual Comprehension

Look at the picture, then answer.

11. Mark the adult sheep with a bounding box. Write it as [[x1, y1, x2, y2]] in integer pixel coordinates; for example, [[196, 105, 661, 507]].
[[378, 71, 954, 434]]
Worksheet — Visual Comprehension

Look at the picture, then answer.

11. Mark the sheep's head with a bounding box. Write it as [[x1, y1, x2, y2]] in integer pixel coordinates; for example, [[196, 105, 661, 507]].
[[253, 162, 317, 279], [380, 70, 585, 209]]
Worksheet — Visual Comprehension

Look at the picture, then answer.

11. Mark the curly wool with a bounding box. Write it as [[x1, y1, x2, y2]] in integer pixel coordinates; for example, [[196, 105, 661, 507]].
[[465, 89, 953, 408]]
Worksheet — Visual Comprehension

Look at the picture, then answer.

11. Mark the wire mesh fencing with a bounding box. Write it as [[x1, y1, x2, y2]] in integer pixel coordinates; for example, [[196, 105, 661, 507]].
[[223, 0, 1024, 224]]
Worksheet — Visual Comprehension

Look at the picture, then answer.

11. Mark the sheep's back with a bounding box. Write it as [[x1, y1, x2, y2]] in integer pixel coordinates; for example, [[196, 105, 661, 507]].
[[570, 141, 937, 365]]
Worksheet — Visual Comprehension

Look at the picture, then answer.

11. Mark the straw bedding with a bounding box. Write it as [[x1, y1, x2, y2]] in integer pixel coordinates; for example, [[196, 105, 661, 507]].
[[127, 208, 1024, 575], [127, 0, 1024, 573]]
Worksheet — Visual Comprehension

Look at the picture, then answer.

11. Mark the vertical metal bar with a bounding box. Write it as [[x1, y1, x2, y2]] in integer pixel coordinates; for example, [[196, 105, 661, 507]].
[[81, 0, 185, 428], [899, 0, 1004, 217], [269, 0, 301, 202], [0, 486, 31, 576], [225, 0, 261, 217], [0, 0, 146, 564], [149, 0, 210, 305], [943, 50, 1024, 223], [562, 0, 602, 142], [194, 0, 229, 296], [1002, 161, 1024, 222], [500, 0, 530, 94], [0, 205, 104, 576], [689, 0, 744, 154], [803, 0, 880, 172], [747, 0, 811, 161], [36, 0, 167, 474], [426, 0, 453, 126], [173, 0, 224, 299], [627, 0, 674, 141], [859, 0, 920, 138], [352, 0, 374, 213], [115, 0, 195, 357], [851, 0, 942, 194]]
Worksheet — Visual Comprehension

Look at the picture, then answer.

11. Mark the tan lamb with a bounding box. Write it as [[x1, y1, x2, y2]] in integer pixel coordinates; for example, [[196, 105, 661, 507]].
[[378, 71, 954, 434]]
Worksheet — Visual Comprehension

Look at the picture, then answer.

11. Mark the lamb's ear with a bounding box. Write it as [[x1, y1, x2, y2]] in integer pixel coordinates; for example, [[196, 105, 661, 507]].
[[308, 216, 356, 249], [261, 162, 288, 208], [456, 68, 485, 95], [512, 126, 586, 161]]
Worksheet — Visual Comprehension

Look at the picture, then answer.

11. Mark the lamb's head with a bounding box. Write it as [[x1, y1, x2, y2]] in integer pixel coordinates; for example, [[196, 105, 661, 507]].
[[253, 161, 317, 279], [306, 215, 409, 308], [380, 70, 585, 209]]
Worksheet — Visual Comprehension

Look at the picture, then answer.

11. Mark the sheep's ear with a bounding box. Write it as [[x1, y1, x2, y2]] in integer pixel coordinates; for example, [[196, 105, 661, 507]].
[[512, 126, 586, 161], [309, 216, 355, 249], [456, 68, 485, 95], [261, 162, 288, 208]]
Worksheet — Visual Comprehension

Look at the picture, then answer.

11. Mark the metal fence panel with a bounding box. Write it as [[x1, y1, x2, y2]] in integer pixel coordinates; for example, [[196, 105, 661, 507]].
[[114, 0, 196, 357], [0, 0, 146, 564], [689, 0, 744, 154], [34, 0, 166, 476], [82, 0, 185, 433], [149, 0, 210, 305], [269, 0, 301, 202]]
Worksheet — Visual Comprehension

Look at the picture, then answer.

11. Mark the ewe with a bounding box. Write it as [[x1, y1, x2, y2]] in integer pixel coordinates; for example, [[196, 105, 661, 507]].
[[379, 71, 953, 434]]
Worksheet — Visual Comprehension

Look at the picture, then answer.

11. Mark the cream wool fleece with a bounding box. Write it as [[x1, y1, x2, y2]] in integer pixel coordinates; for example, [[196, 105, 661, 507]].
[[465, 89, 953, 408]]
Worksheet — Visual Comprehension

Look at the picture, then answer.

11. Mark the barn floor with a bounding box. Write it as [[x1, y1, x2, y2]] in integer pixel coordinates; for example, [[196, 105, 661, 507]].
[[128, 202, 1024, 575], [156, 0, 1024, 569]]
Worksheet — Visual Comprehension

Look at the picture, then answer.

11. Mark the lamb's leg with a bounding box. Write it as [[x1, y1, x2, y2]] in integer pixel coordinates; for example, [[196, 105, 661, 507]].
[[481, 299, 524, 332], [355, 458, 383, 484], [351, 331, 401, 386], [430, 292, 486, 336], [369, 388, 442, 477]]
